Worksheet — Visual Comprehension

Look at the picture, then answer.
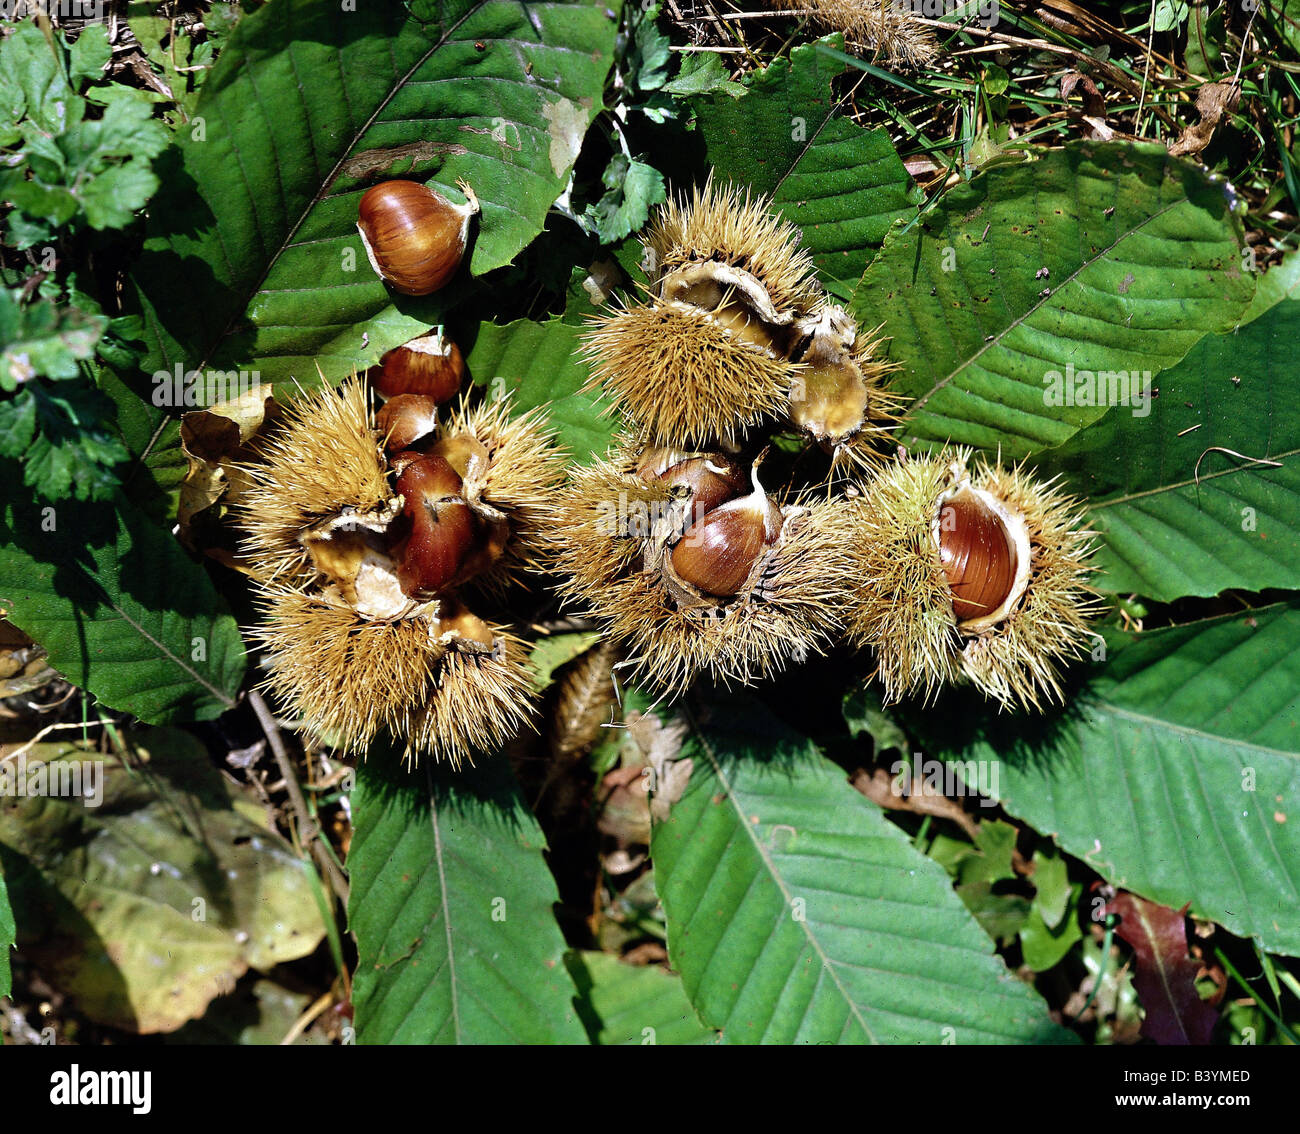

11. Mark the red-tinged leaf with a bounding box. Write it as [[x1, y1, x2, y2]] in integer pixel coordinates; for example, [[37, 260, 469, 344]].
[[1108, 893, 1218, 1046]]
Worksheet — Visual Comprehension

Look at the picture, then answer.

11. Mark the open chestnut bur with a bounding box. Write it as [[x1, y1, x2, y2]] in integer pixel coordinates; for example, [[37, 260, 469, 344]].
[[580, 180, 901, 469], [234, 377, 564, 766], [552, 441, 857, 696], [840, 450, 1100, 709]]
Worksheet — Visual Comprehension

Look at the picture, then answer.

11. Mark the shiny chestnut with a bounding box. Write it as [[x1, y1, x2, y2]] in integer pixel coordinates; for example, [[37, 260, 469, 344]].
[[356, 179, 479, 296], [370, 332, 466, 402], [937, 487, 1018, 622]]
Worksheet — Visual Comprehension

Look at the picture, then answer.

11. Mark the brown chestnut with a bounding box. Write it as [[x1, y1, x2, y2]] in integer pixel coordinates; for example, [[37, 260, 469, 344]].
[[357, 179, 479, 296], [370, 331, 466, 402], [670, 469, 783, 597], [937, 487, 1018, 622], [375, 394, 439, 452], [641, 451, 748, 520], [391, 454, 476, 598]]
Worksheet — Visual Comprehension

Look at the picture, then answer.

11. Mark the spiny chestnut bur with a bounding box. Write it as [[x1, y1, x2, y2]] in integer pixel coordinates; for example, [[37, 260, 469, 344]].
[[844, 450, 1099, 709], [356, 179, 479, 296], [368, 330, 466, 403], [252, 588, 534, 768], [236, 377, 393, 589], [234, 377, 542, 767], [581, 180, 823, 447], [552, 439, 853, 697], [776, 0, 940, 67], [786, 305, 903, 470]]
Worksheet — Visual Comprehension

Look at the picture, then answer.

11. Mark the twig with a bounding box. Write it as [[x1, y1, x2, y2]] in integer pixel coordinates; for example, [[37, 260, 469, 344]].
[[280, 989, 336, 1046], [249, 689, 350, 904], [1233, 3, 1259, 87], [1193, 446, 1284, 487], [1192, 446, 1284, 510], [1, 718, 106, 763], [1136, 0, 1156, 131]]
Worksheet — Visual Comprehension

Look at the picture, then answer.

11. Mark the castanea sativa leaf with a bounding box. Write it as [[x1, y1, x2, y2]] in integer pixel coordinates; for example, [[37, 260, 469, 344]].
[[694, 37, 919, 285], [0, 732, 326, 1034], [912, 603, 1300, 957], [853, 142, 1254, 457], [0, 491, 245, 723], [568, 951, 716, 1045], [649, 693, 1073, 1044], [1035, 293, 1300, 602], [348, 746, 587, 1044], [133, 0, 620, 386], [463, 317, 615, 463]]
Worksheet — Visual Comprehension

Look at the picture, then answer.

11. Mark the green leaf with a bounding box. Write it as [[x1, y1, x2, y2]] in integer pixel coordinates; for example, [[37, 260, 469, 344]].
[[76, 156, 161, 231], [1019, 850, 1081, 972], [348, 748, 587, 1044], [1031, 847, 1071, 929], [0, 389, 37, 458], [25, 383, 130, 502], [464, 317, 616, 463], [936, 821, 1031, 946], [913, 604, 1300, 957], [568, 951, 716, 1044], [629, 2, 672, 93], [0, 287, 107, 386], [0, 859, 13, 1000], [0, 22, 77, 136], [1152, 0, 1189, 33], [842, 684, 908, 756], [529, 630, 603, 693], [661, 52, 745, 99], [1019, 890, 1083, 972], [1034, 295, 1300, 602], [961, 821, 1020, 887], [0, 491, 245, 723], [585, 154, 668, 244], [852, 142, 1254, 458], [133, 0, 620, 389], [650, 693, 1074, 1043], [68, 23, 112, 87], [694, 37, 921, 284], [0, 26, 169, 245], [97, 369, 189, 520], [0, 731, 326, 1033]]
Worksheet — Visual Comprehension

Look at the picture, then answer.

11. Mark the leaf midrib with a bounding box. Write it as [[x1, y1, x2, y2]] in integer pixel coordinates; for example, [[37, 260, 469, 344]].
[[1088, 702, 1299, 762], [19, 548, 235, 710], [905, 174, 1189, 417], [426, 763, 463, 1043], [1089, 446, 1299, 511], [684, 705, 879, 1043]]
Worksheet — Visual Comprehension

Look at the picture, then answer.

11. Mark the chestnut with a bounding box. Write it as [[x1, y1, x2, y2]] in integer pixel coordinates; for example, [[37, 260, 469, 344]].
[[356, 179, 479, 296], [370, 331, 466, 402], [670, 469, 783, 597], [937, 486, 1019, 622]]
